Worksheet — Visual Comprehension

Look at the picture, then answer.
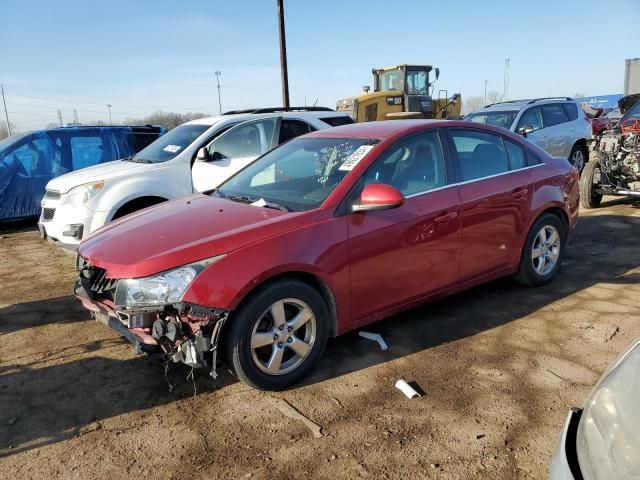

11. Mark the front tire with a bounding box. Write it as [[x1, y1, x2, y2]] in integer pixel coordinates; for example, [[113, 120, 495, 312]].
[[225, 279, 329, 391], [515, 213, 566, 287], [579, 159, 603, 209], [569, 143, 588, 174]]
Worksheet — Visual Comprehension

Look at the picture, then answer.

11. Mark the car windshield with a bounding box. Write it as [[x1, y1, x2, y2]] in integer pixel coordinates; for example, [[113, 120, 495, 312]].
[[216, 137, 376, 212], [620, 101, 640, 123], [131, 123, 210, 163], [0, 132, 30, 156], [465, 111, 518, 129]]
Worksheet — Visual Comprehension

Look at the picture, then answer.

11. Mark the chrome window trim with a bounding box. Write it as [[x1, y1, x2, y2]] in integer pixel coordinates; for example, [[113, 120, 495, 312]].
[[404, 162, 545, 199]]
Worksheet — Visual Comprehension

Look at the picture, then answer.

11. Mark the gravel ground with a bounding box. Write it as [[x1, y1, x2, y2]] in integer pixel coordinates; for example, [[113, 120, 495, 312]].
[[1, 200, 639, 479]]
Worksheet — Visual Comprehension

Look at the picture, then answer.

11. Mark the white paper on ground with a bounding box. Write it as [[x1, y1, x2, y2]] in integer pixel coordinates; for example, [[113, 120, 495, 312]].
[[395, 379, 421, 399]]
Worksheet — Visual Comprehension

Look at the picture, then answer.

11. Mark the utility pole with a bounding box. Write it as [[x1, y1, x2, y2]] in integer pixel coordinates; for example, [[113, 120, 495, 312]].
[[1, 84, 11, 136], [107, 104, 112, 124], [503, 57, 510, 99], [276, 0, 290, 108], [57, 110, 63, 127], [214, 71, 222, 114], [484, 80, 488, 105]]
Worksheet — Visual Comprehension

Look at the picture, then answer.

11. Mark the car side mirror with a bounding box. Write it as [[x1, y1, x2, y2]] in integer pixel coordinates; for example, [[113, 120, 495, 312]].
[[196, 147, 210, 162], [352, 183, 405, 213], [517, 125, 534, 138]]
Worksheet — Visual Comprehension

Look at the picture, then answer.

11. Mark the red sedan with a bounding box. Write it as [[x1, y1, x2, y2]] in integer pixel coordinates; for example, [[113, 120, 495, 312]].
[[75, 120, 579, 390]]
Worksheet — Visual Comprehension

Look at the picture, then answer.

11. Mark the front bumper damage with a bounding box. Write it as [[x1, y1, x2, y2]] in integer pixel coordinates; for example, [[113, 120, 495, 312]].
[[74, 278, 229, 379]]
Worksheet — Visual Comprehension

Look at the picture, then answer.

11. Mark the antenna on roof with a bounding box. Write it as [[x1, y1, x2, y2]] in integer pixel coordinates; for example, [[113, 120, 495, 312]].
[[503, 57, 510, 99]]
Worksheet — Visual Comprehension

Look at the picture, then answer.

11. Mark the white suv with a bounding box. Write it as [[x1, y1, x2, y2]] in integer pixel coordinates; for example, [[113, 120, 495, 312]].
[[465, 97, 592, 172], [39, 108, 353, 248]]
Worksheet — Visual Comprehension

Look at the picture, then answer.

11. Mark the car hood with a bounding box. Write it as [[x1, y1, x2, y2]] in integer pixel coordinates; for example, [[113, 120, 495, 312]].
[[47, 159, 155, 193], [618, 93, 640, 114], [77, 195, 306, 279]]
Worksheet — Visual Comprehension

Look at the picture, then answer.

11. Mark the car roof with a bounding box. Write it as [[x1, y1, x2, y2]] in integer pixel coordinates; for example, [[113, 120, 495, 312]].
[[305, 119, 459, 139], [184, 110, 351, 127], [479, 97, 577, 112]]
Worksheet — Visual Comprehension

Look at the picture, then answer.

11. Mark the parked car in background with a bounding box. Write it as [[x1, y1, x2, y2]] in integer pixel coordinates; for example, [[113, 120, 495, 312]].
[[0, 125, 164, 221], [38, 107, 353, 248], [465, 97, 592, 172], [75, 120, 579, 390], [550, 338, 640, 479]]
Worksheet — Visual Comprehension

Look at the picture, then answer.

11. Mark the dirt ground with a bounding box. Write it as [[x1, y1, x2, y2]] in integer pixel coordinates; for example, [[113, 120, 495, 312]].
[[1, 200, 639, 480]]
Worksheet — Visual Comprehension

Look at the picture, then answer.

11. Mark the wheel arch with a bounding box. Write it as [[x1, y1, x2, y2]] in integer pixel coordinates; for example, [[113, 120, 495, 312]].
[[230, 270, 339, 338], [111, 195, 169, 220]]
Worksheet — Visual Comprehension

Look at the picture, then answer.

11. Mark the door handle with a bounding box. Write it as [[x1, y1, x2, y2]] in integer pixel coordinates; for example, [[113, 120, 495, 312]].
[[434, 211, 458, 224], [511, 188, 529, 199]]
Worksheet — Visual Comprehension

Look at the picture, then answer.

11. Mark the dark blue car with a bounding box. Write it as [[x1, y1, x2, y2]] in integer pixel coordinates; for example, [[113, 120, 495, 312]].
[[0, 125, 165, 221]]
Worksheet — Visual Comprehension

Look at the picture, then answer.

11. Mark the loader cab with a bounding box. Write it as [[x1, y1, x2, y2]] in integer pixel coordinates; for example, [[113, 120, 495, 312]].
[[373, 65, 439, 96]]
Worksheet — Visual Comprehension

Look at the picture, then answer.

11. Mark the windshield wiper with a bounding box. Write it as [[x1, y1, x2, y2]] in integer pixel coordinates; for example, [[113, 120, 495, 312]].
[[121, 155, 152, 164], [226, 194, 256, 204], [262, 201, 290, 212], [224, 194, 290, 212]]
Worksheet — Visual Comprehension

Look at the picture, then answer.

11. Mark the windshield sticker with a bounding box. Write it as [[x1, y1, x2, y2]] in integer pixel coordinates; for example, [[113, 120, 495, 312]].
[[162, 144, 182, 153], [339, 145, 374, 171]]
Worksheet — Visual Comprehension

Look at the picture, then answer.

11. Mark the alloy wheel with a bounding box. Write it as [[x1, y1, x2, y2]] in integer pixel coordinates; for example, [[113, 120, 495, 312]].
[[250, 298, 317, 375], [531, 225, 561, 276], [571, 150, 585, 171]]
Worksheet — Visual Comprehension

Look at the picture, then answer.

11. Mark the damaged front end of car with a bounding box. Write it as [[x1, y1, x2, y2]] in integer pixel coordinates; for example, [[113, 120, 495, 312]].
[[593, 120, 640, 197], [74, 254, 229, 379]]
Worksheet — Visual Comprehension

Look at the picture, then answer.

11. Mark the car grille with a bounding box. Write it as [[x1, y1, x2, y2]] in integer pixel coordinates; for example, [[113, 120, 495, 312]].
[[41, 208, 56, 221], [44, 189, 61, 200], [77, 256, 118, 298]]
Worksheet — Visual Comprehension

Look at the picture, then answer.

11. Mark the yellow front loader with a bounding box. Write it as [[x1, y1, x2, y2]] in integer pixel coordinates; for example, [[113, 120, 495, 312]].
[[336, 64, 461, 122]]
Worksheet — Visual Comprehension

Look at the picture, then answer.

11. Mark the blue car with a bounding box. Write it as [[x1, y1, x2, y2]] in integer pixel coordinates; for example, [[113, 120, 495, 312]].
[[0, 125, 165, 221]]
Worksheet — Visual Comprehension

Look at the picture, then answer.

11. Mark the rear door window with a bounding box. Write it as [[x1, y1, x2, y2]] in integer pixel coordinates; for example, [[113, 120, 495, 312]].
[[278, 120, 314, 144], [541, 104, 569, 127], [449, 129, 510, 181], [561, 102, 579, 121]]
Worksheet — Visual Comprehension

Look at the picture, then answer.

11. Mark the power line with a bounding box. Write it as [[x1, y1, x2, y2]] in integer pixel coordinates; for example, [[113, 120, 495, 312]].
[[6, 93, 208, 110]]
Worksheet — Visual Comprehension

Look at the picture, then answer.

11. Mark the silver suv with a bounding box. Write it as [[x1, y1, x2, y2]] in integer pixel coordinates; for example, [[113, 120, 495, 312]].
[[465, 97, 592, 172]]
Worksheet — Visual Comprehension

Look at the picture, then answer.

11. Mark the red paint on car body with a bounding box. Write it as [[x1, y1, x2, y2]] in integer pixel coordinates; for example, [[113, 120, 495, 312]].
[[77, 120, 579, 340]]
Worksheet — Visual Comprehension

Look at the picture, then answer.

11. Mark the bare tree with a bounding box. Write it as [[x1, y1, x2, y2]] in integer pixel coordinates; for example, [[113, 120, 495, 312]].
[[0, 121, 18, 141], [123, 110, 209, 131], [486, 90, 504, 105], [463, 96, 485, 115]]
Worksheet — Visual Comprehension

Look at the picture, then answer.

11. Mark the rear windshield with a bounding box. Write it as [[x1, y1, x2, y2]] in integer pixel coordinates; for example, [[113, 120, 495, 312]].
[[320, 116, 355, 127], [465, 111, 518, 130], [133, 123, 210, 163]]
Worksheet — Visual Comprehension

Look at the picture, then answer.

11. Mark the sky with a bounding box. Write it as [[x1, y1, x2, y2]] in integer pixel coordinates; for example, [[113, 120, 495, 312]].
[[1, 0, 639, 131]]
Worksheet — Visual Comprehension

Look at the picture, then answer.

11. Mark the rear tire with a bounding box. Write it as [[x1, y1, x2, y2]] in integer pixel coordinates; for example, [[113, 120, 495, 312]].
[[579, 159, 603, 209], [514, 213, 566, 287], [569, 143, 587, 174], [225, 279, 329, 391]]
